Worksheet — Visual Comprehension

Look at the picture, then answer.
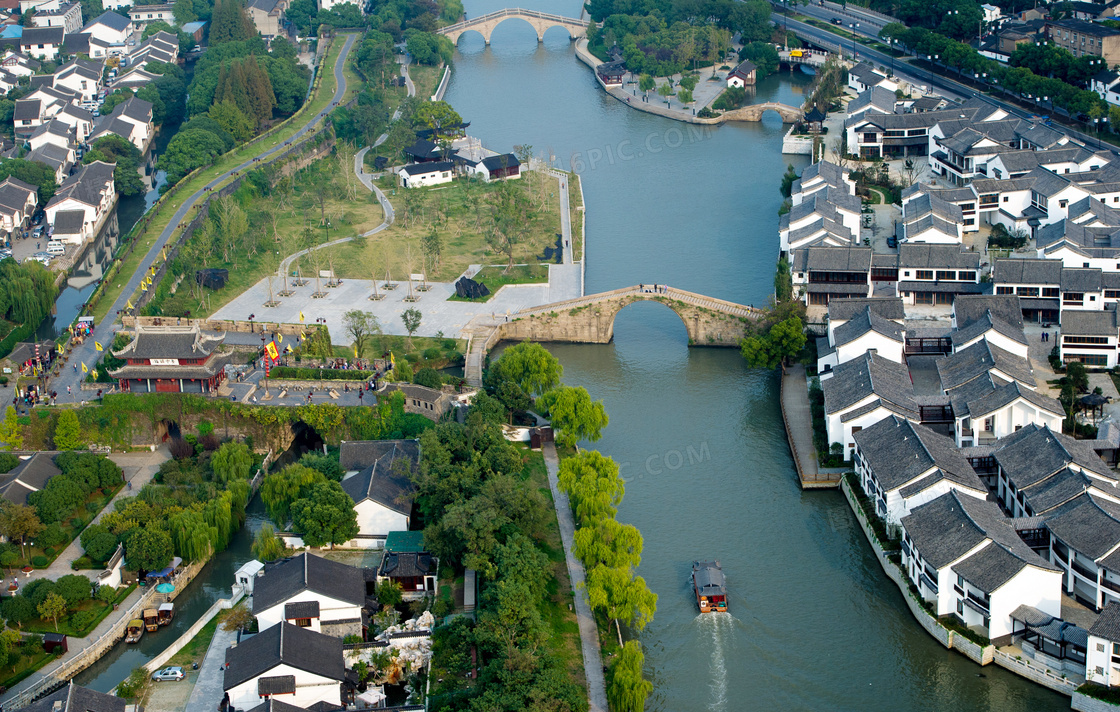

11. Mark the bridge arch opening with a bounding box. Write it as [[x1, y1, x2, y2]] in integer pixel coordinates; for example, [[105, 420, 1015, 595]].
[[610, 300, 691, 353], [450, 27, 489, 47]]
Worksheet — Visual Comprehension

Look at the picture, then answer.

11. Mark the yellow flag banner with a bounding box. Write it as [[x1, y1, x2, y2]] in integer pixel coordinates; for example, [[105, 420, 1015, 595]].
[[277, 333, 283, 344], [81, 362, 88, 373], [126, 299, 133, 310], [390, 352, 396, 369], [299, 311, 306, 323], [265, 341, 279, 360], [95, 342, 103, 352]]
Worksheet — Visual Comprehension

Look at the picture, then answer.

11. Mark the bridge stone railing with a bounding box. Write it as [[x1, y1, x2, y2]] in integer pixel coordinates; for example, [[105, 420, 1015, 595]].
[[440, 7, 588, 34], [510, 285, 764, 321]]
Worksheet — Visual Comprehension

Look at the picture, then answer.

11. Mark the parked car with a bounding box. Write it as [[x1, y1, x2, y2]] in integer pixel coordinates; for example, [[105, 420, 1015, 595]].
[[127, 39, 135, 46], [886, 235, 898, 248], [31, 227, 42, 238], [191, 45, 201, 52], [152, 667, 184, 682]]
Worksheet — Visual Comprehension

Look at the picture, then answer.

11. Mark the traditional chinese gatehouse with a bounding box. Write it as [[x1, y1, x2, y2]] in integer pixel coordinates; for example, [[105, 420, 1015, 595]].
[[109, 324, 231, 394]]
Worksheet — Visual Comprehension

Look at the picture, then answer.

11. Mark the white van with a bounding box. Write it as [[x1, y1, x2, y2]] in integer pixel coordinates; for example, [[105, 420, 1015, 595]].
[[46, 241, 65, 256]]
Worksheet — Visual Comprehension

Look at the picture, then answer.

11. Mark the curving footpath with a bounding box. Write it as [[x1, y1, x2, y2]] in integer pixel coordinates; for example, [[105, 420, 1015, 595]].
[[51, 33, 359, 403], [276, 55, 415, 281]]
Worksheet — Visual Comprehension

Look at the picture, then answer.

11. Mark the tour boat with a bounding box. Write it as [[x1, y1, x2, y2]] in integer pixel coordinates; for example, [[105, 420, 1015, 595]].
[[125, 619, 144, 643], [143, 608, 159, 633], [157, 602, 174, 626], [692, 560, 728, 613]]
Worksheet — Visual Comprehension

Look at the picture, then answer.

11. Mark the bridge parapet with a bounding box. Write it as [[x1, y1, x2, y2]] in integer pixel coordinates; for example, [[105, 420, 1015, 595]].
[[440, 7, 589, 44]]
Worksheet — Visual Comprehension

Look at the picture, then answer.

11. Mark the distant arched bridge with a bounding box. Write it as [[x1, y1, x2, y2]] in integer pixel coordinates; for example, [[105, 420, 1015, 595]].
[[464, 285, 763, 383], [718, 101, 804, 123], [439, 7, 589, 45], [778, 49, 830, 67]]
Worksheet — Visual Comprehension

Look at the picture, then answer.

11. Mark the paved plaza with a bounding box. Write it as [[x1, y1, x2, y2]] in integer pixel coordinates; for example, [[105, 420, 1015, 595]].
[[212, 263, 582, 344]]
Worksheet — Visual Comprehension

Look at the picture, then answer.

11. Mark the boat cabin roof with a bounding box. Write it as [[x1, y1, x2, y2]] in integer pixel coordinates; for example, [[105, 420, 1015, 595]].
[[128, 619, 143, 627], [158, 602, 173, 612], [693, 561, 726, 594]]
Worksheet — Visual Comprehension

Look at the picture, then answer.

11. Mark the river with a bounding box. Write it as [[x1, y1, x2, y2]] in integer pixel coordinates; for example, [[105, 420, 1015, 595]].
[[445, 2, 1069, 711]]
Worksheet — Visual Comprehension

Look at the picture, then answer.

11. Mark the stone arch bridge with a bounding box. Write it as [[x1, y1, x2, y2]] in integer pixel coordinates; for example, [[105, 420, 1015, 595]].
[[716, 101, 804, 123], [439, 7, 589, 45], [465, 285, 764, 384]]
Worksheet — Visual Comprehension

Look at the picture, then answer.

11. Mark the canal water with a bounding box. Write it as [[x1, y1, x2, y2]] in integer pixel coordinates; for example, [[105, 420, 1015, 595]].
[[72, 498, 268, 692], [446, 2, 1069, 711]]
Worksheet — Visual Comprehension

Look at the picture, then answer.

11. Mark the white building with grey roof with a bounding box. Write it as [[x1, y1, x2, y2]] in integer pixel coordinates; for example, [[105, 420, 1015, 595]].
[[823, 352, 920, 455], [894, 244, 981, 307], [1060, 308, 1120, 367], [816, 305, 904, 378], [251, 553, 367, 638], [223, 621, 347, 711], [790, 246, 871, 307], [900, 191, 965, 243], [1087, 600, 1120, 685], [337, 439, 420, 545], [900, 489, 1062, 644], [853, 415, 988, 530]]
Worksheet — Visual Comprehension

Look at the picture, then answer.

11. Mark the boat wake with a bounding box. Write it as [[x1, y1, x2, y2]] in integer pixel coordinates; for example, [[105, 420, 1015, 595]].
[[697, 612, 734, 712]]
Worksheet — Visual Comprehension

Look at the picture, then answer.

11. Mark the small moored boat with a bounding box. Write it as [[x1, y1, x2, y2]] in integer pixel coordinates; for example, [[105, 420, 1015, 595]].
[[125, 619, 144, 643], [143, 608, 159, 633], [157, 602, 174, 626], [692, 560, 727, 613]]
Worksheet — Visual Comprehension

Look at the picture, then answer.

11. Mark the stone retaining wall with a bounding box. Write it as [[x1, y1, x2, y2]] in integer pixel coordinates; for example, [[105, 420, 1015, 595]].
[[1073, 691, 1120, 711], [996, 651, 1079, 696]]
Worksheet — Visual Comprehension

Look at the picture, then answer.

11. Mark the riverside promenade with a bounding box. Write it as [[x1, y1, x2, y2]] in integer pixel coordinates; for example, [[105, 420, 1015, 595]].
[[543, 442, 607, 712], [780, 364, 839, 489]]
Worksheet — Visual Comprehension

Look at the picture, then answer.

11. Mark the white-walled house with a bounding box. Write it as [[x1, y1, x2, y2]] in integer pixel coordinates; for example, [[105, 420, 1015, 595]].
[[1087, 602, 1120, 686], [81, 10, 132, 45], [848, 61, 897, 94], [900, 490, 1062, 644], [822, 351, 920, 454], [45, 160, 116, 244], [223, 622, 346, 712], [1060, 309, 1120, 368], [790, 246, 870, 307], [251, 553, 366, 638], [0, 176, 37, 240], [853, 416, 988, 531], [398, 161, 454, 188], [1044, 492, 1120, 610], [462, 153, 521, 182], [338, 439, 419, 546], [949, 309, 1030, 359], [816, 305, 904, 377]]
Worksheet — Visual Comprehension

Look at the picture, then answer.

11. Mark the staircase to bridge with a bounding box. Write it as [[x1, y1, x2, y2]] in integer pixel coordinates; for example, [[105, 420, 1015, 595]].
[[440, 7, 589, 44], [464, 285, 764, 385]]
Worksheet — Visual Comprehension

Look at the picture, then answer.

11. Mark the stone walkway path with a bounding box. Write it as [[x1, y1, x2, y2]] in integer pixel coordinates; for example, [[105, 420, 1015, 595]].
[[542, 442, 607, 712], [780, 364, 836, 488], [184, 624, 237, 712]]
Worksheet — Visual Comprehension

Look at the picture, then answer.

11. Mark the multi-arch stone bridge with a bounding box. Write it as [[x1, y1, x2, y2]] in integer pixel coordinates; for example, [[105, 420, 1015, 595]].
[[464, 285, 764, 384], [439, 7, 589, 45]]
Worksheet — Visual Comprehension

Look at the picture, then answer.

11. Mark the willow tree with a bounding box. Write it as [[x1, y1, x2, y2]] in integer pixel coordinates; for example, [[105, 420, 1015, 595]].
[[608, 641, 653, 712]]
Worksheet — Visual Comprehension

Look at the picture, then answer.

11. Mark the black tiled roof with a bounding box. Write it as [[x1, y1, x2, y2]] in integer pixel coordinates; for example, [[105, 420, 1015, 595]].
[[378, 551, 435, 579], [954, 295, 1025, 330], [821, 351, 918, 419], [1090, 601, 1120, 641], [257, 674, 296, 695], [827, 297, 904, 322], [283, 600, 319, 619], [251, 553, 365, 615], [223, 622, 344, 691], [0, 453, 60, 505], [339, 439, 420, 471], [340, 441, 418, 515], [112, 325, 224, 360], [23, 682, 128, 712], [854, 416, 983, 493]]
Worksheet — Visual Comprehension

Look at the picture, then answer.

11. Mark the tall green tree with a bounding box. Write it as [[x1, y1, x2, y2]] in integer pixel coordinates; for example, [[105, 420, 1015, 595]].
[[586, 564, 657, 644], [251, 523, 287, 561], [740, 315, 806, 370], [401, 308, 422, 350], [53, 411, 84, 451], [608, 641, 654, 712], [260, 464, 326, 527], [211, 441, 253, 484], [124, 528, 173, 572], [343, 310, 381, 358], [537, 385, 609, 448], [209, 0, 256, 44], [289, 481, 358, 548], [0, 503, 42, 558], [0, 406, 23, 451], [574, 517, 643, 570], [37, 592, 67, 632], [557, 450, 623, 525], [488, 340, 562, 397]]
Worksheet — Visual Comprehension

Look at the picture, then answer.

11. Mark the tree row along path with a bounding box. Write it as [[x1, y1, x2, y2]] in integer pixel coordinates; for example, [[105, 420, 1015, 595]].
[[51, 32, 360, 404]]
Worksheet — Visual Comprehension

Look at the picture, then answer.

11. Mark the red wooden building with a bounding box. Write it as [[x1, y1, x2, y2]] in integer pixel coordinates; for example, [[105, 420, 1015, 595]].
[[110, 324, 231, 394]]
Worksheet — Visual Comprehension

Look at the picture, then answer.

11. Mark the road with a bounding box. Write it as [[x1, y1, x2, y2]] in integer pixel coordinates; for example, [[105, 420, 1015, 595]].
[[780, 10, 1117, 152], [50, 33, 360, 404]]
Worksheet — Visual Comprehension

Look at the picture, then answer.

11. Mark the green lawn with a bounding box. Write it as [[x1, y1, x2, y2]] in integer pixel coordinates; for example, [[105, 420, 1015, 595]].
[[93, 34, 356, 324], [336, 172, 564, 283], [168, 608, 230, 669], [21, 583, 136, 638], [448, 264, 549, 302], [410, 63, 443, 100], [0, 649, 53, 690]]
